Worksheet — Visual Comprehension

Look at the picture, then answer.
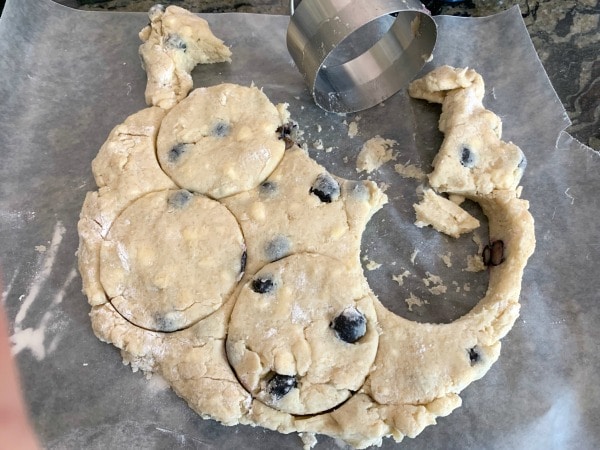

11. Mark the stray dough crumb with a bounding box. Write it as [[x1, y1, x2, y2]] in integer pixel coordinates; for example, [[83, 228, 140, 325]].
[[394, 162, 427, 181], [465, 254, 486, 272], [300, 432, 317, 449], [423, 272, 447, 295], [440, 252, 452, 267], [347, 121, 359, 138], [356, 136, 397, 173], [312, 139, 324, 150], [365, 260, 382, 271], [405, 292, 428, 311], [35, 245, 47, 253], [392, 270, 411, 286]]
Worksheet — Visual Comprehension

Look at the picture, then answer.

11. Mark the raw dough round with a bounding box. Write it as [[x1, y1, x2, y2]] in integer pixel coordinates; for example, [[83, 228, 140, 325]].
[[99, 189, 246, 332], [156, 83, 288, 199], [226, 253, 379, 415]]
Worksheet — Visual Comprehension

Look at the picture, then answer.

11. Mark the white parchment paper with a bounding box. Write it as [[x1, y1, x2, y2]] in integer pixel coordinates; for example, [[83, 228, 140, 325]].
[[1, 0, 598, 448]]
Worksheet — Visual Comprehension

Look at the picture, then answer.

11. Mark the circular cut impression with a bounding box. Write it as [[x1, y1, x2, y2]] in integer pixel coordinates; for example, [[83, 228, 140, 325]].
[[157, 83, 286, 199], [100, 189, 245, 332], [226, 253, 379, 415]]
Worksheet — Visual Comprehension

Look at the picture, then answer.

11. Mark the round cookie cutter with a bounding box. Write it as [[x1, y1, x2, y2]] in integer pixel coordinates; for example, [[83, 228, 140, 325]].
[[287, 0, 437, 113]]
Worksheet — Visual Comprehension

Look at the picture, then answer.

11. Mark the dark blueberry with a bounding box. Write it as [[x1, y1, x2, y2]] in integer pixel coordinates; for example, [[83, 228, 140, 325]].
[[251, 276, 275, 294], [240, 250, 247, 274], [518, 154, 528, 170], [276, 122, 297, 150], [265, 236, 290, 262], [482, 240, 505, 266], [460, 147, 476, 168], [266, 374, 297, 400], [259, 181, 278, 197], [467, 346, 481, 366], [168, 190, 193, 208], [165, 34, 187, 51], [168, 143, 189, 163], [276, 122, 297, 140], [310, 173, 340, 203], [212, 121, 230, 137], [154, 314, 179, 332], [330, 307, 367, 344]]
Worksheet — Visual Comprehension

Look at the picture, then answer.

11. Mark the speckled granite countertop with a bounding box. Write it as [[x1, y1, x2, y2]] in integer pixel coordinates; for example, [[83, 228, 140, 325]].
[[53, 0, 599, 150]]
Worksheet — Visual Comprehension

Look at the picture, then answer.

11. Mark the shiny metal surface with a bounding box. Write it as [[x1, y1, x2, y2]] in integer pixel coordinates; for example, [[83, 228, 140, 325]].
[[287, 0, 437, 112]]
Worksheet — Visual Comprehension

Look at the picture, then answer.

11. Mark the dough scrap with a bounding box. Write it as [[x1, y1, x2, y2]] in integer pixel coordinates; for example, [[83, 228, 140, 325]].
[[355, 136, 397, 173], [139, 5, 232, 109], [78, 14, 536, 447], [414, 188, 480, 238]]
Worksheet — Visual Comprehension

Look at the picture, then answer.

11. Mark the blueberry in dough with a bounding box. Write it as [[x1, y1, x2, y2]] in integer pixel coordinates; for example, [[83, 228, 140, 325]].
[[467, 346, 481, 365], [331, 307, 367, 343], [276, 123, 297, 150], [267, 374, 297, 400], [310, 173, 340, 203], [168, 190, 193, 208], [165, 34, 187, 51], [251, 276, 275, 294], [259, 180, 278, 198], [460, 147, 476, 168], [212, 121, 230, 137], [154, 314, 180, 333], [168, 143, 189, 163], [265, 235, 290, 262], [483, 240, 505, 266], [240, 250, 247, 274]]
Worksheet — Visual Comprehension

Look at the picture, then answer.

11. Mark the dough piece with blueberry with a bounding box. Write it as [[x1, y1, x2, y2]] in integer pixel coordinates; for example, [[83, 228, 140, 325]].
[[222, 144, 387, 276], [156, 83, 289, 198], [139, 5, 232, 109], [226, 253, 379, 416], [408, 65, 526, 195], [99, 189, 246, 332]]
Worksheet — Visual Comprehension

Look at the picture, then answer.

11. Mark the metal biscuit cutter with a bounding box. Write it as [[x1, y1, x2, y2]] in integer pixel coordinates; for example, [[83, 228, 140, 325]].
[[287, 0, 437, 113]]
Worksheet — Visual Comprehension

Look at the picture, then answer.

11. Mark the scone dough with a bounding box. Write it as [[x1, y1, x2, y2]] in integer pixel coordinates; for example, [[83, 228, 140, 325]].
[[156, 84, 289, 198], [227, 253, 379, 415], [139, 5, 232, 109], [100, 189, 245, 332], [78, 12, 536, 447]]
